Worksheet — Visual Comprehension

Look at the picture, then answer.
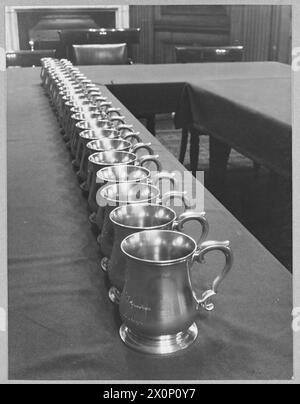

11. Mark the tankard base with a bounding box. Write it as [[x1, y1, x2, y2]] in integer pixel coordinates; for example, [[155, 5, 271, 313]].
[[119, 323, 198, 355], [100, 257, 109, 273], [108, 286, 121, 304]]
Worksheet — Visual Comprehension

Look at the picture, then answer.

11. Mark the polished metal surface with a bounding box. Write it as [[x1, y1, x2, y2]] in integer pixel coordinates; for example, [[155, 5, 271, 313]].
[[97, 183, 161, 259], [100, 182, 161, 205], [76, 129, 120, 182], [89, 150, 137, 167], [119, 323, 198, 355], [97, 185, 191, 288], [97, 165, 150, 184], [94, 162, 160, 233], [119, 230, 233, 353], [87, 138, 132, 153], [70, 112, 102, 156], [87, 151, 137, 214]]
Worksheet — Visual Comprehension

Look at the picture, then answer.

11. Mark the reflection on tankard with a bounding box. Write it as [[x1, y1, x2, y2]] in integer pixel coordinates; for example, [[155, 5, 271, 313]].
[[107, 204, 209, 304], [119, 230, 233, 354]]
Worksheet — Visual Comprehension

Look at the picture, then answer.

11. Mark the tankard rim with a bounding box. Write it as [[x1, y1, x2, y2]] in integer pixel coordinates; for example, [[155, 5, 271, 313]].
[[79, 129, 119, 139], [121, 229, 197, 266], [100, 183, 160, 204], [110, 203, 176, 230], [97, 165, 150, 184], [88, 150, 136, 166], [86, 138, 131, 152]]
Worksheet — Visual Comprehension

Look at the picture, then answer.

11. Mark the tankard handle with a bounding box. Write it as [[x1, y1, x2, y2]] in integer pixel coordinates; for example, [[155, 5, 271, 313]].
[[118, 124, 134, 137], [123, 132, 141, 144], [110, 116, 126, 128], [172, 211, 209, 245], [98, 101, 112, 112], [138, 154, 162, 172], [191, 241, 233, 312], [132, 142, 154, 156], [160, 191, 194, 210], [151, 171, 177, 190], [106, 107, 122, 117]]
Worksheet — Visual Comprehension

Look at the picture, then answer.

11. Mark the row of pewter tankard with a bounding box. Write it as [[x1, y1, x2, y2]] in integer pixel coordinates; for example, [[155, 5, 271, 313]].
[[86, 147, 158, 215], [75, 127, 139, 183], [106, 203, 209, 304], [41, 59, 234, 355], [96, 181, 182, 266], [93, 162, 174, 232]]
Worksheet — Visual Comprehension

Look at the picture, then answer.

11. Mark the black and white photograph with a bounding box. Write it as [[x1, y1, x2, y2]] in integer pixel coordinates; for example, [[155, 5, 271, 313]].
[[0, 0, 298, 385]]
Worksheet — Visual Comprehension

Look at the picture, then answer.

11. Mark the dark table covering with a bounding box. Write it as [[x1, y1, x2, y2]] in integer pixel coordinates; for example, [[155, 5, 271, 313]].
[[175, 78, 291, 179], [81, 62, 291, 178], [8, 68, 292, 381]]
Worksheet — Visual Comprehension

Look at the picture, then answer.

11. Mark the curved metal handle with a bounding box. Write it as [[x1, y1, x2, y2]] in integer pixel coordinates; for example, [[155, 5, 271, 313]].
[[110, 116, 126, 127], [151, 171, 177, 190], [160, 191, 193, 210], [123, 132, 141, 144], [99, 101, 112, 112], [118, 124, 134, 137], [172, 211, 209, 246], [106, 108, 122, 117], [137, 154, 162, 172], [191, 241, 233, 312], [132, 142, 154, 156]]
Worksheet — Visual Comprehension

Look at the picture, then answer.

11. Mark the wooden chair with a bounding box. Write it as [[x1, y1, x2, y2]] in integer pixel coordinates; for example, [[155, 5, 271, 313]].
[[72, 43, 132, 65], [175, 46, 244, 174], [57, 28, 140, 61]]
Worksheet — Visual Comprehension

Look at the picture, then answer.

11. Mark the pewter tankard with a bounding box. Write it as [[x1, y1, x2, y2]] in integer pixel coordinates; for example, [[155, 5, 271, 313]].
[[119, 230, 233, 354], [74, 128, 121, 178], [87, 148, 156, 214], [98, 184, 191, 270], [94, 163, 176, 238], [92, 158, 166, 231], [77, 135, 142, 174], [107, 204, 209, 304], [69, 112, 102, 155], [77, 129, 139, 186], [70, 114, 125, 156], [63, 99, 97, 138]]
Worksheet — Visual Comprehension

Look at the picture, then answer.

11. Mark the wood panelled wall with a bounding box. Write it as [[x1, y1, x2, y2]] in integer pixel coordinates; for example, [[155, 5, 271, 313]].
[[227, 5, 291, 63], [130, 5, 292, 64]]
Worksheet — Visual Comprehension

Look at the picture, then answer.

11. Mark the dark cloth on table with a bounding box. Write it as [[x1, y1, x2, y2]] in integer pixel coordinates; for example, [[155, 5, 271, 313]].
[[7, 68, 292, 380]]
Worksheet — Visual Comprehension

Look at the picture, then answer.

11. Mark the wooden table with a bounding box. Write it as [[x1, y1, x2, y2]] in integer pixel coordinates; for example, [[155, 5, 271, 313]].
[[7, 68, 292, 380]]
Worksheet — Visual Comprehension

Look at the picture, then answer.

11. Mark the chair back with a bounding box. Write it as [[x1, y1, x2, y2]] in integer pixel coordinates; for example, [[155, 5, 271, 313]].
[[57, 28, 140, 60], [72, 43, 129, 65], [175, 46, 244, 63]]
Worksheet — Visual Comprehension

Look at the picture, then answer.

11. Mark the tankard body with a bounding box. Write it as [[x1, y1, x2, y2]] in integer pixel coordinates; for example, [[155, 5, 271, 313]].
[[107, 204, 208, 304], [77, 127, 138, 186], [87, 147, 155, 214], [119, 230, 233, 354], [93, 156, 163, 231]]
